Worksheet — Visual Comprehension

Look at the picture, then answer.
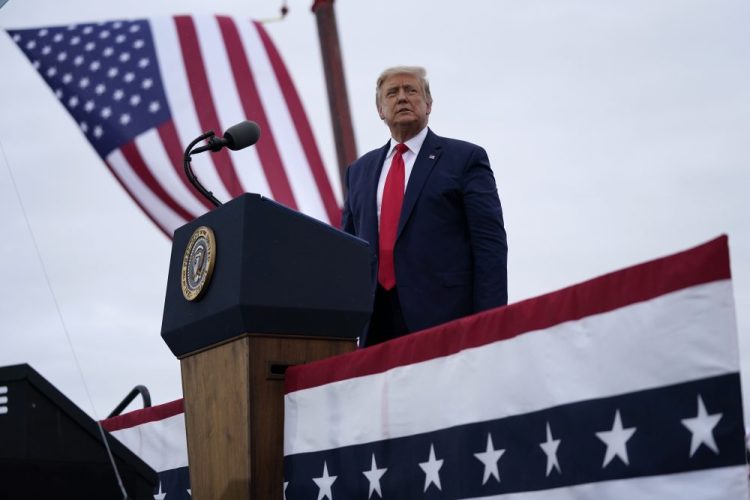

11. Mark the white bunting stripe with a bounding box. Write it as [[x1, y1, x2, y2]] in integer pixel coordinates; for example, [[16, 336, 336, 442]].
[[109, 412, 189, 472], [451, 466, 749, 500]]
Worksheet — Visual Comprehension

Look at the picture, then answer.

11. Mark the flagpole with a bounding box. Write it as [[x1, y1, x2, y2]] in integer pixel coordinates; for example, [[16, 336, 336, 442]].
[[311, 0, 357, 197]]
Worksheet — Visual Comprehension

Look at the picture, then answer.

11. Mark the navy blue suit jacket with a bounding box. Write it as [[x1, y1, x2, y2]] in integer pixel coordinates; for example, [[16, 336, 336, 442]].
[[342, 129, 508, 341]]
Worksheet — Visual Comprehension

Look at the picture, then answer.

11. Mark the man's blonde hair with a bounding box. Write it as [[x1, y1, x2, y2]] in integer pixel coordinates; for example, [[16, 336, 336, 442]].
[[375, 66, 433, 107]]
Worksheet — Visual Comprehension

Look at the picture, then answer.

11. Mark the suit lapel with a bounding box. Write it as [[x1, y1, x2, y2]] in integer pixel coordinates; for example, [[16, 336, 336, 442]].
[[365, 141, 391, 252], [397, 129, 442, 239]]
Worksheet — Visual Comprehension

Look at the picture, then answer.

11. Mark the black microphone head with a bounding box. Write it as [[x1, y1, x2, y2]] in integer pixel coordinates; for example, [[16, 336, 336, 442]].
[[223, 120, 261, 151]]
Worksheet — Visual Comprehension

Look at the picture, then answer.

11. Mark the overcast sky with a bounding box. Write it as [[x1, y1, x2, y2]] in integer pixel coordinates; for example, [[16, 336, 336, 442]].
[[0, 0, 748, 422]]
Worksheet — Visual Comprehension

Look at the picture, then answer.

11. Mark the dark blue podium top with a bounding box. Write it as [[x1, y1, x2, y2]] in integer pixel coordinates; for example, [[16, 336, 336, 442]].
[[161, 194, 372, 358]]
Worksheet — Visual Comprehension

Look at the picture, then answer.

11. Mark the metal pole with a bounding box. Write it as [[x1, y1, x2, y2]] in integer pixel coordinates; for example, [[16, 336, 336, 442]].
[[312, 0, 358, 196]]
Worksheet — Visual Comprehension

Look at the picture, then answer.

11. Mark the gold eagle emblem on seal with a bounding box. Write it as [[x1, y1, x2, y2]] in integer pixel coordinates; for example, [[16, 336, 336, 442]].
[[181, 226, 216, 301]]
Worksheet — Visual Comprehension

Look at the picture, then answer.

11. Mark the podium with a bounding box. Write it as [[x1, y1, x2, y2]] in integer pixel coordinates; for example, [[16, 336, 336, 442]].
[[161, 194, 372, 499]]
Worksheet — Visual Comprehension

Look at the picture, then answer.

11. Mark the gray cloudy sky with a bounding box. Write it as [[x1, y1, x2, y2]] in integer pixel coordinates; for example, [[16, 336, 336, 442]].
[[0, 0, 748, 421]]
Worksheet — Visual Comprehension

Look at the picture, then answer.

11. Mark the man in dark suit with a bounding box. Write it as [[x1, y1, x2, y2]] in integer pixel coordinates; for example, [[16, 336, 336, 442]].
[[342, 66, 507, 346]]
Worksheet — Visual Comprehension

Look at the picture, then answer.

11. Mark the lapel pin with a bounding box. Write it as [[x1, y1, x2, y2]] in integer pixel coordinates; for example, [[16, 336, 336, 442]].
[[429, 154, 436, 160]]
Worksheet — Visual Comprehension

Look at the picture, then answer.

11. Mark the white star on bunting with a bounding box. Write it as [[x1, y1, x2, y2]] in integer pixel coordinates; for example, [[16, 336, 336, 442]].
[[596, 410, 637, 467], [539, 422, 561, 476], [681, 394, 723, 457], [362, 453, 387, 498], [153, 481, 166, 500], [419, 444, 444, 492], [312, 461, 337, 500], [473, 433, 505, 485]]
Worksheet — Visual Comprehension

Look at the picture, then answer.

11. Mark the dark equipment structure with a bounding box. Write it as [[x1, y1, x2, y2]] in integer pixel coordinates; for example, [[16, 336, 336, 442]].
[[0, 363, 157, 499]]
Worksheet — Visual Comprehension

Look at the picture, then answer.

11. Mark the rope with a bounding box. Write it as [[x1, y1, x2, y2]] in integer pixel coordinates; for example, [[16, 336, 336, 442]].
[[0, 136, 129, 499]]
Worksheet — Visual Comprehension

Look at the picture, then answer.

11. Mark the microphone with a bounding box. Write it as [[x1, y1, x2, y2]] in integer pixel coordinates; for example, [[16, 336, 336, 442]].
[[183, 120, 262, 207], [191, 120, 261, 155]]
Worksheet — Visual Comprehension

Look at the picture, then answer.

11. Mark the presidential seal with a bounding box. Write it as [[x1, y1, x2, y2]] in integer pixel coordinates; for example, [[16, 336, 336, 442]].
[[181, 226, 216, 301]]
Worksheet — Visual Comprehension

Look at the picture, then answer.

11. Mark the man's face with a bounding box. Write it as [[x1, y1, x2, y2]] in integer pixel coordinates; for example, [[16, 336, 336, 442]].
[[377, 73, 432, 139]]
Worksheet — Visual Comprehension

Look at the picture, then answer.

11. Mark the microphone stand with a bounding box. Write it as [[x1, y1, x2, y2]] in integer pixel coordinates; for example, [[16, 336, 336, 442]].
[[183, 131, 223, 207]]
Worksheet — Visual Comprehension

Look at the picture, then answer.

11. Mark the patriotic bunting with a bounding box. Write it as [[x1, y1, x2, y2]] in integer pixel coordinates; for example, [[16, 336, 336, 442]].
[[283, 236, 748, 499]]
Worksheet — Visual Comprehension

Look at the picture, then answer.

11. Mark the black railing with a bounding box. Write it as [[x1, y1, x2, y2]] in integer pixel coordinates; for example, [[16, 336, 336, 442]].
[[107, 385, 152, 418]]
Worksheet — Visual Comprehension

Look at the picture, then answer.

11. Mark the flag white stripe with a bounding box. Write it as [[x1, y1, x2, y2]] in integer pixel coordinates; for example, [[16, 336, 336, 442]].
[[110, 413, 188, 472], [107, 148, 186, 233], [134, 128, 206, 217], [458, 466, 748, 500], [192, 17, 272, 198], [285, 281, 738, 455], [236, 21, 329, 222], [149, 17, 233, 205]]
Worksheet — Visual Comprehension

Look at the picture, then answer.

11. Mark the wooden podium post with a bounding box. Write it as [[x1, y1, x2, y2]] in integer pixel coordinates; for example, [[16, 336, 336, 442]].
[[161, 194, 371, 499], [180, 335, 354, 499]]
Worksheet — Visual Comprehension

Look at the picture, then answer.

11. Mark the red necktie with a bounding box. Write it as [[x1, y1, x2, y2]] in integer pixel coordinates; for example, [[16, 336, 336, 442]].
[[378, 143, 409, 290]]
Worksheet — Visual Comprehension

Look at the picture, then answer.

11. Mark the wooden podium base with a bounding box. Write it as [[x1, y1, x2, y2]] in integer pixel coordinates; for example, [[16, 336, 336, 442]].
[[180, 334, 356, 499]]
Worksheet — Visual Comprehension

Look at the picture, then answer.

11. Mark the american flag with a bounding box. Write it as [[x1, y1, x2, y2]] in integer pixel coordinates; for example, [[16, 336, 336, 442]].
[[7, 16, 340, 236], [283, 236, 748, 499]]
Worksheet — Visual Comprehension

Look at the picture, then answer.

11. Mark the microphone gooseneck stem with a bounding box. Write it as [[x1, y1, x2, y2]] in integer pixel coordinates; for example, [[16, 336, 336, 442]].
[[183, 131, 223, 208]]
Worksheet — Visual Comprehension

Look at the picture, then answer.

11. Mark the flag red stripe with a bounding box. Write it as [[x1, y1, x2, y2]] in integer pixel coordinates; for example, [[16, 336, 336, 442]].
[[157, 120, 214, 212], [216, 16, 297, 209], [120, 141, 194, 222], [101, 398, 185, 432], [285, 236, 732, 393], [174, 15, 244, 199], [255, 21, 342, 224], [103, 159, 173, 238]]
